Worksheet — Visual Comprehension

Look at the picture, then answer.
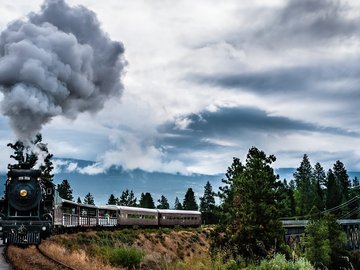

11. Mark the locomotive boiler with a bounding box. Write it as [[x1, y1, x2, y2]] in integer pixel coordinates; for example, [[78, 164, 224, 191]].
[[0, 166, 54, 244]]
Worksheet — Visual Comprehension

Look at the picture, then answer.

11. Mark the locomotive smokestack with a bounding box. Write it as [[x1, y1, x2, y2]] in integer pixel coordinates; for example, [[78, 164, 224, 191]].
[[0, 0, 126, 140]]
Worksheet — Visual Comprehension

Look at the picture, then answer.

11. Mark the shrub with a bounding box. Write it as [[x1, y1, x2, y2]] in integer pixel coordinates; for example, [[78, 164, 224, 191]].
[[109, 247, 144, 269]]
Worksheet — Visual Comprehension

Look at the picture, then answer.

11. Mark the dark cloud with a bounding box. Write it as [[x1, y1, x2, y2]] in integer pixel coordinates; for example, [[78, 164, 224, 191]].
[[191, 60, 360, 96], [246, 0, 360, 48], [0, 0, 126, 140], [158, 106, 358, 152]]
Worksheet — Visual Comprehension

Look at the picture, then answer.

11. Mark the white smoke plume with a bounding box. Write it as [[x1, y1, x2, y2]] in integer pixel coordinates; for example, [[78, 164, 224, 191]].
[[0, 0, 126, 140]]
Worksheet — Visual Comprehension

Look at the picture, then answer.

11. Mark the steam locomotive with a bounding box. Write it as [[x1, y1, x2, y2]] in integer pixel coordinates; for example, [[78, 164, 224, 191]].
[[0, 167, 201, 245], [0, 166, 54, 244]]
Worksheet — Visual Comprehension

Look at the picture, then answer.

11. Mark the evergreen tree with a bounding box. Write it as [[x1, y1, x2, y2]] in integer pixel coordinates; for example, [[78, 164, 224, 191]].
[[200, 181, 216, 224], [349, 177, 360, 218], [276, 180, 294, 218], [57, 179, 73, 201], [107, 194, 118, 205], [174, 197, 182, 210], [218, 157, 244, 224], [214, 147, 285, 260], [303, 211, 331, 268], [183, 188, 198, 210], [313, 162, 326, 211], [139, 192, 155, 209], [77, 197, 82, 204], [293, 154, 314, 216], [324, 213, 348, 269], [333, 160, 350, 215], [7, 133, 53, 180], [326, 169, 342, 216], [118, 189, 137, 206], [303, 211, 347, 269], [83, 192, 95, 205], [157, 195, 170, 209]]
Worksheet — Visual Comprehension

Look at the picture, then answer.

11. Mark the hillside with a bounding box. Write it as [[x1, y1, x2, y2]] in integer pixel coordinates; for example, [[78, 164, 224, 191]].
[[8, 228, 213, 270]]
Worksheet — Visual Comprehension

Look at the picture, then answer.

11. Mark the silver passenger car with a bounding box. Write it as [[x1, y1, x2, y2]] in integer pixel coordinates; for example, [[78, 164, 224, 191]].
[[118, 206, 158, 227], [158, 209, 201, 227]]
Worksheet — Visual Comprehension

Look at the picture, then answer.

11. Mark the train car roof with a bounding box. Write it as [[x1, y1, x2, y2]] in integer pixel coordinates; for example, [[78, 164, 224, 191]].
[[60, 198, 98, 209], [98, 205, 119, 211], [157, 209, 201, 215], [119, 206, 158, 213]]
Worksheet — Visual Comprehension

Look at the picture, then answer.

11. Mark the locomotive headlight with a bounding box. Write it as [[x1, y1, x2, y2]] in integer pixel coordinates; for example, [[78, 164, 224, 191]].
[[42, 226, 47, 231], [19, 189, 28, 197]]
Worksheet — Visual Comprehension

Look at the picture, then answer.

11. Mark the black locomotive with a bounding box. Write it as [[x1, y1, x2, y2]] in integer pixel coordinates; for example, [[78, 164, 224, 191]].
[[0, 165, 54, 244]]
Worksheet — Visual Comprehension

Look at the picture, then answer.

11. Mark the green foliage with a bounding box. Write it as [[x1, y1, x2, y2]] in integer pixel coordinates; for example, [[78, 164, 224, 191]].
[[139, 192, 155, 208], [7, 133, 54, 180], [174, 197, 183, 210], [303, 214, 331, 267], [214, 147, 285, 261], [119, 189, 137, 206], [333, 160, 350, 216], [157, 195, 170, 209], [108, 247, 144, 269], [326, 169, 342, 214], [246, 254, 314, 270], [200, 181, 217, 224], [183, 188, 198, 210], [302, 212, 348, 269], [57, 179, 74, 201], [83, 192, 95, 205], [107, 194, 118, 205], [293, 154, 315, 216]]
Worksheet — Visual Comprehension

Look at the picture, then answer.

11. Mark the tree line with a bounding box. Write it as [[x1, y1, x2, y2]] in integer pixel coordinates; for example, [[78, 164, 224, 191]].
[[57, 181, 209, 212]]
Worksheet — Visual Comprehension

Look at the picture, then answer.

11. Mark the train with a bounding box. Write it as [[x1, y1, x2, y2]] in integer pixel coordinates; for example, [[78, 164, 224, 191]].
[[0, 167, 202, 245]]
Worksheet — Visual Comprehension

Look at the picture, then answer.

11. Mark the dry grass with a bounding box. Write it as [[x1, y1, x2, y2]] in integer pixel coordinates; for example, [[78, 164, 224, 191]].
[[7, 245, 64, 270], [40, 241, 125, 270], [8, 228, 213, 270], [134, 229, 210, 268]]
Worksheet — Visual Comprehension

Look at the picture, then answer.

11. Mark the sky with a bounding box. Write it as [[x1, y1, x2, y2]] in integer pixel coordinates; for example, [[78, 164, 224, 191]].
[[0, 0, 360, 177]]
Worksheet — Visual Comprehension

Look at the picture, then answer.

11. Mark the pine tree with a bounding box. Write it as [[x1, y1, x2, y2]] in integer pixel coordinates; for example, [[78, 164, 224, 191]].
[[303, 211, 331, 268], [276, 180, 294, 218], [293, 154, 314, 216], [313, 162, 326, 211], [183, 188, 198, 210], [333, 160, 350, 215], [214, 147, 285, 260], [200, 181, 216, 224], [57, 179, 73, 201], [139, 192, 155, 209], [118, 189, 137, 206], [349, 177, 360, 218], [174, 197, 182, 210], [83, 192, 95, 205], [107, 194, 118, 205], [157, 195, 170, 209], [326, 169, 342, 216]]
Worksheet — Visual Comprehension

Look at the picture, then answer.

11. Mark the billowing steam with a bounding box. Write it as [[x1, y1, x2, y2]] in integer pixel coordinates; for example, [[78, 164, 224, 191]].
[[0, 0, 126, 140]]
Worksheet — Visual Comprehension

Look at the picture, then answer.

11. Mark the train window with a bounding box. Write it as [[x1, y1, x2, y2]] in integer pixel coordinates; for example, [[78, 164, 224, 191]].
[[46, 188, 52, 195], [18, 176, 31, 181]]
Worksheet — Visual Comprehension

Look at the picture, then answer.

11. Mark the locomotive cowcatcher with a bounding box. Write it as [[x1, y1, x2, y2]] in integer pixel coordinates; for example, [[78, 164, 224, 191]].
[[0, 163, 54, 244]]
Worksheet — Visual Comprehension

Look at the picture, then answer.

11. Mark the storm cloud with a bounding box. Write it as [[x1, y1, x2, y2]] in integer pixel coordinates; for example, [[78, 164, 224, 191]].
[[159, 106, 358, 152], [0, 0, 125, 140]]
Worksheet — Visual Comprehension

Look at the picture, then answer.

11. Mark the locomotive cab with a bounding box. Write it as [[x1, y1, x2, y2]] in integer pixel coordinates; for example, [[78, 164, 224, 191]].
[[1, 168, 54, 245]]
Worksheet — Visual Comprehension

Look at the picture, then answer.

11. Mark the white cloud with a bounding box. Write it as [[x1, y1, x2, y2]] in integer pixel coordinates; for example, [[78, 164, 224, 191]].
[[1, 0, 360, 176]]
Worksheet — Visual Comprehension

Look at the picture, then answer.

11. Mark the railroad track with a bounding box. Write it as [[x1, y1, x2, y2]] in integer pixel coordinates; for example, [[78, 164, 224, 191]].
[[5, 243, 77, 270], [36, 245, 77, 270]]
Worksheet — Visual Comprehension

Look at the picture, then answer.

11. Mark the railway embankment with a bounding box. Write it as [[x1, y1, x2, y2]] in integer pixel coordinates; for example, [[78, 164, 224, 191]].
[[8, 227, 212, 270]]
